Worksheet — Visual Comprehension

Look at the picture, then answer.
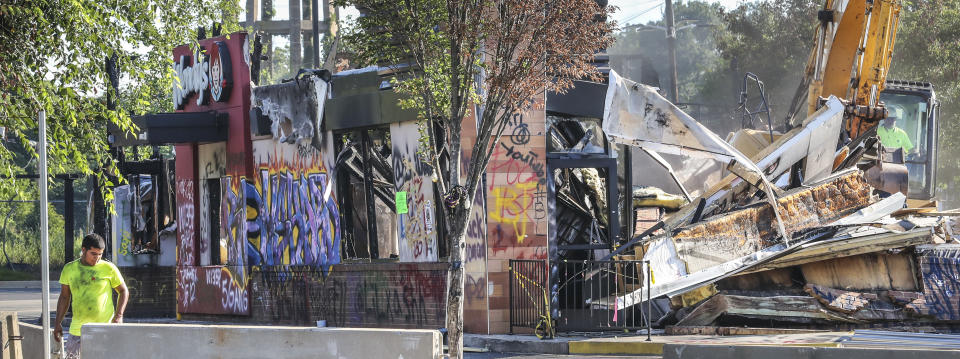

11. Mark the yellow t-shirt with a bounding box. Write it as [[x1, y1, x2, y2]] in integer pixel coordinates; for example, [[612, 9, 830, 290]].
[[59, 259, 124, 336], [877, 125, 914, 153]]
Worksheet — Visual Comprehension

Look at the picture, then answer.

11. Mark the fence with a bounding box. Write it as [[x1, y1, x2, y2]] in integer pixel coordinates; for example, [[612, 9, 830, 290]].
[[509, 259, 654, 335], [508, 260, 548, 335], [554, 259, 649, 332]]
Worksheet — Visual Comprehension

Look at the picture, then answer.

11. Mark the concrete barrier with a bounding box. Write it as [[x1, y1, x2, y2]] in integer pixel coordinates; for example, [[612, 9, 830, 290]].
[[19, 322, 64, 359], [662, 344, 960, 359], [81, 323, 443, 359]]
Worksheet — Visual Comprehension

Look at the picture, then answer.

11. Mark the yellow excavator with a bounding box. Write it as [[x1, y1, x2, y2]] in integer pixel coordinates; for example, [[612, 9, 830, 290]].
[[788, 0, 939, 203]]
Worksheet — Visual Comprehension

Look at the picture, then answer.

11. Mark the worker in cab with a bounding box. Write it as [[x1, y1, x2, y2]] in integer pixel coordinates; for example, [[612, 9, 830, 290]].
[[877, 115, 915, 157]]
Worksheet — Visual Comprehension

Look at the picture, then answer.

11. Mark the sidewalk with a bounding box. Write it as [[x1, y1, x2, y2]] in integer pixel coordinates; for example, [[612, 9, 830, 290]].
[[466, 331, 852, 356], [467, 329, 960, 356]]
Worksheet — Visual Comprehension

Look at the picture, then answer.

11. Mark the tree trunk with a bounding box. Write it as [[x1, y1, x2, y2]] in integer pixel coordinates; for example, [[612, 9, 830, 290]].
[[445, 205, 470, 359]]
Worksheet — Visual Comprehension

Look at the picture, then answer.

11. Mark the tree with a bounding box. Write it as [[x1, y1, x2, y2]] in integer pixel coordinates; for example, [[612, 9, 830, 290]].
[[610, 1, 725, 102], [610, 1, 731, 131], [701, 0, 820, 128], [0, 0, 241, 196], [336, 0, 614, 356]]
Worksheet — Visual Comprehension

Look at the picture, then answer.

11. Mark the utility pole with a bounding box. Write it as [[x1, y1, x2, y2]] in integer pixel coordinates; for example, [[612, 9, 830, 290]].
[[665, 0, 679, 103]]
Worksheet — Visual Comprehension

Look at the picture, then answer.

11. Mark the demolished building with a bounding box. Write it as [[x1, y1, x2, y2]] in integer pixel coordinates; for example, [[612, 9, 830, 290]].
[[103, 32, 959, 337]]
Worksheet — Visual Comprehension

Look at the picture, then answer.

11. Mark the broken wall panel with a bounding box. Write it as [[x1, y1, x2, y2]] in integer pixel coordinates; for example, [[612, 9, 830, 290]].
[[390, 120, 438, 262], [918, 251, 960, 320], [800, 253, 919, 291], [676, 294, 907, 327], [253, 75, 328, 146], [696, 98, 845, 216], [674, 171, 872, 273], [740, 227, 933, 275]]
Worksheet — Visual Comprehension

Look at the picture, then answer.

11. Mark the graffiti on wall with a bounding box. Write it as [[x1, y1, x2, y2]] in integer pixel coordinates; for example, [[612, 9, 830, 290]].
[[198, 180, 212, 265], [487, 109, 548, 260], [221, 176, 247, 274], [920, 254, 960, 320], [247, 139, 341, 270], [176, 178, 196, 267], [391, 121, 438, 262], [252, 264, 448, 328], [178, 265, 250, 315], [465, 183, 488, 312]]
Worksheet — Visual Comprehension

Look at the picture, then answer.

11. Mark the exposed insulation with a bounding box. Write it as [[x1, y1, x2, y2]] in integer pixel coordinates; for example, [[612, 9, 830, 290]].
[[674, 171, 873, 273]]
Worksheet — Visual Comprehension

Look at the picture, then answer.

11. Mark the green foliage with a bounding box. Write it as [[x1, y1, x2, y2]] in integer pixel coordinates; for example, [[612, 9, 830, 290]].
[[611, 1, 820, 135], [889, 0, 960, 205], [0, 0, 241, 192], [611, 0, 960, 205], [705, 0, 819, 126], [334, 2, 614, 355], [259, 43, 294, 85], [611, 1, 726, 102], [0, 182, 71, 269], [0, 0, 239, 267]]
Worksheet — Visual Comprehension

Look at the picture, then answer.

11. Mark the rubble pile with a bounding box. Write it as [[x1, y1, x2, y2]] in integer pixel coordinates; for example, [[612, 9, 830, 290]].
[[598, 70, 960, 330]]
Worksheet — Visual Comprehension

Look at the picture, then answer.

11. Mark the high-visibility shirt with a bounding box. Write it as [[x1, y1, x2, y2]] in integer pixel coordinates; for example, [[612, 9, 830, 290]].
[[877, 125, 914, 153], [59, 259, 125, 336]]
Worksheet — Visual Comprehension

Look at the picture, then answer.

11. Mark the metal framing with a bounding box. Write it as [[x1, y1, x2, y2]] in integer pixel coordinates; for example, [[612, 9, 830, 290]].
[[546, 155, 619, 320]]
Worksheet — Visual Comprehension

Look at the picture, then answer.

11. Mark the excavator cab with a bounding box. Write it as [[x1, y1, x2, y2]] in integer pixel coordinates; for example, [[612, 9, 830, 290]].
[[878, 80, 939, 200]]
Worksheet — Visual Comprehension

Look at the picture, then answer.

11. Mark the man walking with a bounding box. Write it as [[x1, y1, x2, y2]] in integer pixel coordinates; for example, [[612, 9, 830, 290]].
[[54, 234, 128, 358]]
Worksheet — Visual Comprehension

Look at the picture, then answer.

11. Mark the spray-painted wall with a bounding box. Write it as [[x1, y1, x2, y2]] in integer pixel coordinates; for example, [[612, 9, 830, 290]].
[[250, 263, 448, 328], [391, 121, 439, 262], [246, 137, 341, 269], [174, 32, 254, 316], [484, 98, 549, 333], [919, 252, 960, 320]]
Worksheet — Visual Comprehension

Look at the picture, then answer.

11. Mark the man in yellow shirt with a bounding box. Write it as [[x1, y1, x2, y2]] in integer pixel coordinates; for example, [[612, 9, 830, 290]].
[[877, 115, 915, 155], [54, 234, 128, 358]]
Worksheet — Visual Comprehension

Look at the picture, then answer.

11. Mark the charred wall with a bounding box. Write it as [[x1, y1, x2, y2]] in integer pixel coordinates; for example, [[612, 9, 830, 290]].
[[249, 262, 449, 329], [118, 266, 177, 318]]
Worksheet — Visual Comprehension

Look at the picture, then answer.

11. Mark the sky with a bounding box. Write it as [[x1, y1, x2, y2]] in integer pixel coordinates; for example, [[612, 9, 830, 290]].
[[266, 1, 751, 29], [261, 1, 751, 49], [611, 0, 748, 27]]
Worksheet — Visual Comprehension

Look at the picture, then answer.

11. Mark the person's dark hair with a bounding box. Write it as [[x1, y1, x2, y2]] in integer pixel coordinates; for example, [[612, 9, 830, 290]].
[[82, 233, 106, 250]]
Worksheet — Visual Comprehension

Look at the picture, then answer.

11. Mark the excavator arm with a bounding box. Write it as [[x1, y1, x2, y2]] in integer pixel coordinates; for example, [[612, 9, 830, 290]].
[[796, 0, 902, 138]]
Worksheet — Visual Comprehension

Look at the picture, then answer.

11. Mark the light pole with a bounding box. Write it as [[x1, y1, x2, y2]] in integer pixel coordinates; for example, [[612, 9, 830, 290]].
[[39, 109, 51, 359]]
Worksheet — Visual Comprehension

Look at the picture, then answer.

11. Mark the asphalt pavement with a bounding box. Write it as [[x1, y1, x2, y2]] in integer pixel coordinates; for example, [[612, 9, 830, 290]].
[[0, 285, 59, 323]]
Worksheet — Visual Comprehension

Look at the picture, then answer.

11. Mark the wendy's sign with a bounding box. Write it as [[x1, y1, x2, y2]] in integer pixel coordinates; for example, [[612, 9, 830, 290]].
[[208, 41, 233, 103], [172, 33, 245, 110]]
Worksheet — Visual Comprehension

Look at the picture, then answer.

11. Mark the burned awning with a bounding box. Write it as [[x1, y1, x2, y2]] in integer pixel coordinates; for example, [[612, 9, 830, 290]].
[[108, 111, 229, 145]]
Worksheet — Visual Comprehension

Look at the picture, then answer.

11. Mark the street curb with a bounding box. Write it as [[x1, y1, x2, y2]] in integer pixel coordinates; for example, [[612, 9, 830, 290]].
[[567, 340, 840, 355], [0, 281, 59, 289], [661, 344, 960, 359], [569, 341, 664, 355], [464, 335, 570, 355]]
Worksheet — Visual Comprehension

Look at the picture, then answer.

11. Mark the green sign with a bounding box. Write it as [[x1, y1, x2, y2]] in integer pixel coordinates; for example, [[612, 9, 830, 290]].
[[396, 191, 408, 214]]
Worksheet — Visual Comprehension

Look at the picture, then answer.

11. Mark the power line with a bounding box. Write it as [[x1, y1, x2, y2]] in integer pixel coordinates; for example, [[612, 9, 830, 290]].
[[621, 2, 664, 26]]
